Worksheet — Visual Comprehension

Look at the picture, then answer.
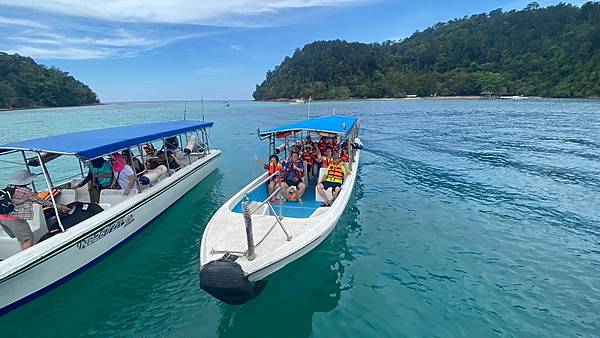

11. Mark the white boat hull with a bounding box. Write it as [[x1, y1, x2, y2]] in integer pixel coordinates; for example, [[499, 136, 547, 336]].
[[0, 150, 220, 315], [200, 150, 360, 304]]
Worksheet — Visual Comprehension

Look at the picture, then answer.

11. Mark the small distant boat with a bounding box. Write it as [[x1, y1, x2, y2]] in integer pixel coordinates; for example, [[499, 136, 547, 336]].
[[224, 101, 230, 107], [200, 116, 361, 305], [0, 120, 220, 315], [289, 98, 306, 104]]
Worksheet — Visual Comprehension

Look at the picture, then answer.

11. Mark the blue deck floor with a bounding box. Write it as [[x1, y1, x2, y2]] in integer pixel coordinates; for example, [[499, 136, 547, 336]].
[[232, 179, 321, 218]]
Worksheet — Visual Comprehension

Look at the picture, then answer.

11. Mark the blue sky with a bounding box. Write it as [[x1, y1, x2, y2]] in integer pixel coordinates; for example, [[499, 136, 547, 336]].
[[0, 0, 587, 101]]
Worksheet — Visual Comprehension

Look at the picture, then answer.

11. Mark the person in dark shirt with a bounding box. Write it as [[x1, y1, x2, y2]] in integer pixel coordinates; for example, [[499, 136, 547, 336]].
[[280, 151, 305, 202]]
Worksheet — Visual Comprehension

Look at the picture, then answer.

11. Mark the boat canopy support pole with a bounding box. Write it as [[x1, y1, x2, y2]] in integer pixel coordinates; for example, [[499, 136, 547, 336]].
[[126, 147, 141, 192], [78, 158, 85, 178], [242, 199, 256, 260], [161, 138, 172, 175], [21, 151, 37, 193], [37, 152, 65, 232]]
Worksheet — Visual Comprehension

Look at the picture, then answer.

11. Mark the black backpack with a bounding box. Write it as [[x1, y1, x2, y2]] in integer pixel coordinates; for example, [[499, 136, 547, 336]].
[[0, 186, 16, 214]]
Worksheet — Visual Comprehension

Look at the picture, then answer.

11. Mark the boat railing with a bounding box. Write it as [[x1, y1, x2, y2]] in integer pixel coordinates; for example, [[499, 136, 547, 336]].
[[245, 171, 280, 196], [242, 186, 292, 260], [210, 184, 292, 260]]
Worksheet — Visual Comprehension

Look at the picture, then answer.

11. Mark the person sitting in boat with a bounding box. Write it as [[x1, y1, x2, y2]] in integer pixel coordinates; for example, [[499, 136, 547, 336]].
[[341, 148, 350, 162], [109, 153, 137, 196], [143, 143, 157, 157], [280, 151, 305, 202], [304, 135, 315, 149], [164, 136, 179, 151], [317, 153, 350, 206], [121, 149, 144, 174], [316, 147, 333, 168], [159, 150, 181, 170], [76, 157, 113, 203], [255, 154, 282, 199], [1, 170, 71, 250]]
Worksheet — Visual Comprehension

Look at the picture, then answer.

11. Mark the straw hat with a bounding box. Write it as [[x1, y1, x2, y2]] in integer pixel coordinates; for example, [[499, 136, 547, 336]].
[[8, 170, 37, 186]]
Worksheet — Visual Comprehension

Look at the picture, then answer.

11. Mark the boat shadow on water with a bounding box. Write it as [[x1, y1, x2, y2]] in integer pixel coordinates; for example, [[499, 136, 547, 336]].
[[215, 178, 364, 338]]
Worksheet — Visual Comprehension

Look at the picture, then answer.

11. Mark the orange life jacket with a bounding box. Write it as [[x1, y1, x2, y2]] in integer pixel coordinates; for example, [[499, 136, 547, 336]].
[[341, 152, 349, 162], [321, 156, 332, 167], [325, 163, 345, 183], [269, 162, 282, 175], [37, 190, 61, 200]]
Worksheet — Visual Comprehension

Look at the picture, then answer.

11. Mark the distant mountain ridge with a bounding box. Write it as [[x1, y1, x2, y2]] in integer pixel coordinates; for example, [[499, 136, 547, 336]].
[[253, 2, 600, 100], [0, 53, 99, 109]]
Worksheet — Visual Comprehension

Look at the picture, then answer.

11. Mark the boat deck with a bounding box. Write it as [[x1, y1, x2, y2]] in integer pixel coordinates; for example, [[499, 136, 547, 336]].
[[232, 179, 321, 218]]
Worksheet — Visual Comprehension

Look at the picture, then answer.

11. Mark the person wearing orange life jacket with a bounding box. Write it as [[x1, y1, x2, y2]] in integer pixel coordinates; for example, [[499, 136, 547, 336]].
[[317, 152, 350, 206], [341, 148, 350, 162], [255, 154, 283, 200], [316, 147, 333, 168]]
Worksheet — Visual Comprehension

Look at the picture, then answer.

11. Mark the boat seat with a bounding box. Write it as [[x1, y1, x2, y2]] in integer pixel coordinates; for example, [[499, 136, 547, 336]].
[[0, 235, 21, 260], [99, 189, 138, 206], [55, 189, 77, 205], [315, 168, 334, 203], [70, 179, 91, 202]]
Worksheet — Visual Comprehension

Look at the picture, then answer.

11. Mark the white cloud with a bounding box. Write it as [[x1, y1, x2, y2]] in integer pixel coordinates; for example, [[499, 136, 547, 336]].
[[0, 0, 368, 26], [0, 15, 48, 28], [4, 45, 118, 60], [0, 0, 369, 59], [4, 26, 220, 59]]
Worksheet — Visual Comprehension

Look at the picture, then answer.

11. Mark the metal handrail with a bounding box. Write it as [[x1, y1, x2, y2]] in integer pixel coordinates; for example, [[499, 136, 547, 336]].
[[245, 172, 280, 196], [250, 187, 281, 215]]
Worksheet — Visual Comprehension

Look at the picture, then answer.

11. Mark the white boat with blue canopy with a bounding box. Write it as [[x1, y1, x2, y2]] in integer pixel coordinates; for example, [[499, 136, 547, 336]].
[[200, 116, 361, 305], [0, 120, 220, 315]]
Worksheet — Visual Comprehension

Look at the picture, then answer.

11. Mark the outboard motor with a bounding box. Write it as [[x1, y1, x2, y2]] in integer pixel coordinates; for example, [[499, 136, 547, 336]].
[[200, 254, 267, 305]]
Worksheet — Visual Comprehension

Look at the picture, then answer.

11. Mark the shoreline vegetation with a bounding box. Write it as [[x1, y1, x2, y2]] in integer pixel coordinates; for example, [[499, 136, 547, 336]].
[[0, 53, 99, 110], [253, 2, 600, 101], [258, 95, 599, 103]]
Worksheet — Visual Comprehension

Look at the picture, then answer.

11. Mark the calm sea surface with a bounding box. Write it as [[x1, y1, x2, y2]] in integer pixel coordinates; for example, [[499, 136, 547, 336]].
[[0, 99, 599, 337]]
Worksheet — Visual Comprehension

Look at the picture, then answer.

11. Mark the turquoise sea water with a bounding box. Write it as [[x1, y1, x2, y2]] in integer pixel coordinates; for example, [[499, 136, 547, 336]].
[[0, 99, 599, 336]]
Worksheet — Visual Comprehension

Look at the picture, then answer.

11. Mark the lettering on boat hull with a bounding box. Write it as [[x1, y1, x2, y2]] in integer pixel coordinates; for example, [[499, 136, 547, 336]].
[[76, 214, 134, 250]]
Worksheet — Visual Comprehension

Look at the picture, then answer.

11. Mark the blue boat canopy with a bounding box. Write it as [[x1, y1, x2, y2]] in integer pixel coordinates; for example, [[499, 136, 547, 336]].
[[0, 120, 213, 160], [259, 116, 357, 138]]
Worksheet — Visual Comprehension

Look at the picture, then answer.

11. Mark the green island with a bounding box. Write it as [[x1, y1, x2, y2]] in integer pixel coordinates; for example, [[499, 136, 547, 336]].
[[0, 52, 99, 110], [253, 2, 600, 101]]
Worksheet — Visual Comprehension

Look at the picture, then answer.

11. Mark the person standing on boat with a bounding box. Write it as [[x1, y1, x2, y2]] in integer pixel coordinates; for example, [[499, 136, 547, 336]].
[[0, 170, 70, 250], [76, 157, 113, 203], [302, 144, 316, 181], [317, 153, 350, 206], [280, 151, 305, 201], [109, 153, 136, 196]]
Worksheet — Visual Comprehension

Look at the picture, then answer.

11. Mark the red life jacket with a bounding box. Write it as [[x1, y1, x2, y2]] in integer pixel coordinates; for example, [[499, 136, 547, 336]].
[[269, 162, 282, 175], [341, 153, 349, 162], [304, 152, 313, 165]]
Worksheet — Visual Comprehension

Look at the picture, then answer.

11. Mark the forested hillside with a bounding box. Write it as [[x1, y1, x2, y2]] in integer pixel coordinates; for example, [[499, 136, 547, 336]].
[[0, 53, 99, 109], [253, 2, 600, 100]]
